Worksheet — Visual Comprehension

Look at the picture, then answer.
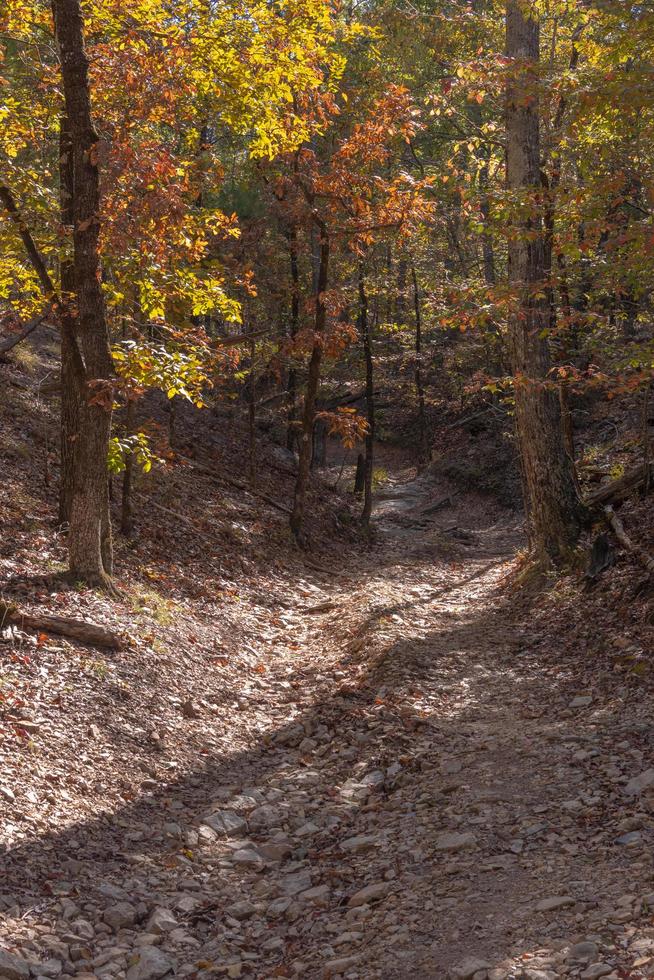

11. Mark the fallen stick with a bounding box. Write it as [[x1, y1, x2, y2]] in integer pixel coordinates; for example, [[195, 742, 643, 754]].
[[442, 408, 494, 431], [302, 600, 337, 614], [135, 494, 222, 539], [604, 506, 654, 576], [0, 600, 124, 649]]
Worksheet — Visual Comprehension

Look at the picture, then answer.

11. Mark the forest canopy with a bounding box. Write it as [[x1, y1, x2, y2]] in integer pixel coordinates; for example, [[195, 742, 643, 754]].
[[1, 0, 654, 579]]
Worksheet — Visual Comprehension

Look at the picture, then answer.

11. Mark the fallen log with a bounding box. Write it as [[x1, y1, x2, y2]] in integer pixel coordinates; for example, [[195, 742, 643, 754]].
[[586, 463, 653, 508], [604, 506, 654, 576], [175, 453, 292, 515], [0, 600, 124, 649], [420, 489, 461, 516], [0, 304, 55, 356]]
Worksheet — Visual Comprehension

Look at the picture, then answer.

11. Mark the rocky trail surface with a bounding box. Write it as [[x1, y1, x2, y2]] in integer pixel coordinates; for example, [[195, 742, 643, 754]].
[[3, 473, 654, 980]]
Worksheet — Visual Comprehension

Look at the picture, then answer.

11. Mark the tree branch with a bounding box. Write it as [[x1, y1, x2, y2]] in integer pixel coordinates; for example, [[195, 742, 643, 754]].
[[0, 183, 85, 380]]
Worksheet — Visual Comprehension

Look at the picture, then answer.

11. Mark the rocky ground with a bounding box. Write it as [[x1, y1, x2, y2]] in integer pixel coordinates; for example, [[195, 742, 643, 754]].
[[3, 462, 654, 980]]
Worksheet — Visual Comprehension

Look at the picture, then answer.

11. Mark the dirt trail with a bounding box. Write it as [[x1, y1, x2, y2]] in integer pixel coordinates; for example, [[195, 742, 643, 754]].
[[3, 473, 654, 980]]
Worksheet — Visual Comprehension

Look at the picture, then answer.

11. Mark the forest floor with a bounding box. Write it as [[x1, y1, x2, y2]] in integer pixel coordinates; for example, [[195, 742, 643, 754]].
[[4, 358, 654, 979]]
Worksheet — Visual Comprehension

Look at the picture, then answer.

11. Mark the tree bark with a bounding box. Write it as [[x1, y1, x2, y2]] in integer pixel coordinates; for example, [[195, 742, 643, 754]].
[[359, 263, 375, 526], [120, 398, 135, 536], [52, 0, 115, 586], [354, 452, 365, 494], [411, 262, 429, 470], [248, 325, 257, 488], [58, 113, 81, 528], [505, 0, 582, 561], [286, 226, 300, 453], [290, 217, 329, 544]]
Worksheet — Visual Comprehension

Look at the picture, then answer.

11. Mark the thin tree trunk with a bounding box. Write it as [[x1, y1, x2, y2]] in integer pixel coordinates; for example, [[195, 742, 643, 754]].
[[286, 226, 299, 453], [248, 326, 256, 488], [52, 0, 115, 587], [290, 217, 329, 544], [120, 399, 135, 536], [354, 452, 365, 494], [58, 113, 80, 528], [505, 0, 583, 561], [359, 263, 375, 526], [479, 155, 497, 287], [411, 262, 429, 470]]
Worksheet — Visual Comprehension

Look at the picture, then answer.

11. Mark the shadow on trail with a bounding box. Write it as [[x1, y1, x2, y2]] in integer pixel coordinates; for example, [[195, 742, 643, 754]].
[[3, 567, 569, 909]]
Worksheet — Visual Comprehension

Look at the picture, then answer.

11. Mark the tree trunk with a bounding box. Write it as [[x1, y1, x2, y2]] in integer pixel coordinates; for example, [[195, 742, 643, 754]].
[[479, 154, 497, 287], [58, 113, 80, 528], [290, 218, 329, 544], [505, 0, 582, 561], [311, 419, 328, 468], [248, 326, 257, 488], [411, 262, 429, 470], [286, 226, 299, 453], [359, 264, 375, 526], [120, 398, 135, 537], [52, 0, 115, 586], [354, 452, 365, 494]]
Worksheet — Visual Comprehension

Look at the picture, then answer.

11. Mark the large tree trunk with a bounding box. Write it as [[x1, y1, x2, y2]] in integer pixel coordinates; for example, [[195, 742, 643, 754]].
[[289, 218, 329, 544], [359, 264, 375, 526], [53, 0, 115, 586], [505, 0, 582, 561], [58, 114, 80, 528]]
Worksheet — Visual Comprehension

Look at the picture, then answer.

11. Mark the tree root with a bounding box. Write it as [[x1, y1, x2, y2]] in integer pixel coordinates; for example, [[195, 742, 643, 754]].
[[604, 505, 654, 577]]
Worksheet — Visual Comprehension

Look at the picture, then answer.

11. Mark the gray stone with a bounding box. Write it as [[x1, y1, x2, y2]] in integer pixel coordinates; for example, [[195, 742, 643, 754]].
[[0, 949, 30, 980], [258, 840, 292, 862], [569, 696, 593, 709], [324, 955, 359, 976], [98, 884, 127, 902], [72, 920, 95, 942], [295, 821, 319, 838], [202, 810, 247, 837], [340, 835, 377, 854], [568, 941, 598, 963], [624, 768, 654, 795], [434, 832, 476, 852], [248, 805, 281, 830], [35, 961, 62, 978], [226, 901, 255, 921], [614, 831, 641, 846], [347, 881, 388, 908], [300, 885, 330, 906], [104, 902, 137, 931], [450, 957, 492, 979], [360, 770, 385, 788], [125, 947, 174, 980], [535, 896, 574, 912], [580, 966, 614, 980], [145, 909, 177, 935], [231, 848, 263, 868], [280, 871, 312, 896]]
